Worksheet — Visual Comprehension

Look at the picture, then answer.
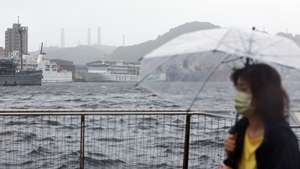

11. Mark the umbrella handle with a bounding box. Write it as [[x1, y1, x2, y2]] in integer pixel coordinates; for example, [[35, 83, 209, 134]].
[[223, 112, 240, 168]]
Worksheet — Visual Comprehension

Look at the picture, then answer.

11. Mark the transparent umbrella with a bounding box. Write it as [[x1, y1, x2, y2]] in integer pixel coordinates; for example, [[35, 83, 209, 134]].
[[138, 28, 300, 111]]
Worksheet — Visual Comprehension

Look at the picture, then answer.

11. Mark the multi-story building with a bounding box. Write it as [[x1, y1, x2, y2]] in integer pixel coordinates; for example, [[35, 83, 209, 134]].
[[5, 23, 28, 57], [0, 47, 4, 58]]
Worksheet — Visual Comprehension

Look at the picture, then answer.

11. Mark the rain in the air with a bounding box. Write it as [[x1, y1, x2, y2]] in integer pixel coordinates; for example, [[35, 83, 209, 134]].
[[0, 0, 299, 168]]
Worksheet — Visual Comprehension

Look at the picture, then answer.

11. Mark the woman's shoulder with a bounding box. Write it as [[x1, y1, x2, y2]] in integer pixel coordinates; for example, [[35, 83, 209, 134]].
[[265, 120, 298, 147], [259, 121, 300, 169]]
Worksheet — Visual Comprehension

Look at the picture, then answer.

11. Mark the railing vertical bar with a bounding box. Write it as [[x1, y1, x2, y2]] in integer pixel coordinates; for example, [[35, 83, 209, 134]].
[[182, 114, 191, 169], [80, 115, 85, 169]]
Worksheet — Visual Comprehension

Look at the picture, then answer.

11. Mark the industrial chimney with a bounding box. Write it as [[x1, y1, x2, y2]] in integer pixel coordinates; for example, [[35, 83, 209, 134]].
[[60, 28, 65, 48], [97, 27, 101, 46], [87, 28, 91, 45], [122, 34, 126, 46]]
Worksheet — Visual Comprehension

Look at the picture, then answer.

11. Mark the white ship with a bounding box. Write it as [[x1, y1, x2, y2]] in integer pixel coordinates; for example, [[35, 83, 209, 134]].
[[37, 43, 73, 83], [85, 60, 140, 82]]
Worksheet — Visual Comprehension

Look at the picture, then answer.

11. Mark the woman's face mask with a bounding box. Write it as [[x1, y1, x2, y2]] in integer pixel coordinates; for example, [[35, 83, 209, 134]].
[[234, 91, 253, 116]]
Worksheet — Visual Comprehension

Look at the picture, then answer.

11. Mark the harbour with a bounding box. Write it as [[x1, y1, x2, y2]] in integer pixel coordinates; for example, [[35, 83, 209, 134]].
[[0, 81, 299, 168], [1, 1, 300, 168]]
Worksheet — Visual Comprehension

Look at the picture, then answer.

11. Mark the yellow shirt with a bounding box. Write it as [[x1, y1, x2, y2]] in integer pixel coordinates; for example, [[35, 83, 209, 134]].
[[238, 128, 263, 169]]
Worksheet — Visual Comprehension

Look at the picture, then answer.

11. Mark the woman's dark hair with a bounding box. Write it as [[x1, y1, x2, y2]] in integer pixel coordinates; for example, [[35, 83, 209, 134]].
[[231, 63, 289, 121], [230, 67, 249, 86]]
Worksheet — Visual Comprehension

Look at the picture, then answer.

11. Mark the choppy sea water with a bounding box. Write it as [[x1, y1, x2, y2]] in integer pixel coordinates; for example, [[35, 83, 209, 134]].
[[0, 82, 299, 110], [0, 82, 299, 169], [0, 82, 176, 109]]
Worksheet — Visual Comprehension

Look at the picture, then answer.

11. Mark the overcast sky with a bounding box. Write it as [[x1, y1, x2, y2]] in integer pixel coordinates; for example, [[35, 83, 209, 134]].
[[0, 0, 299, 51]]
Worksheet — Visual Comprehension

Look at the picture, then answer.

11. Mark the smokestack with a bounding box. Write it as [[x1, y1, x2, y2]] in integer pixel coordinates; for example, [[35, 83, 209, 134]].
[[88, 28, 91, 45], [60, 28, 65, 48], [97, 27, 101, 46], [122, 34, 126, 46]]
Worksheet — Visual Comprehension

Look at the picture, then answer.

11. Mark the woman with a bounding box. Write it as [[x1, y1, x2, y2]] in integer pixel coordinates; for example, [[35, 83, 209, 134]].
[[221, 63, 300, 169]]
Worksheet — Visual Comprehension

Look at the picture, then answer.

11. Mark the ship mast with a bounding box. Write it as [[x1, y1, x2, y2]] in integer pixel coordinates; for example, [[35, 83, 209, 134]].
[[18, 16, 23, 71], [40, 42, 45, 55]]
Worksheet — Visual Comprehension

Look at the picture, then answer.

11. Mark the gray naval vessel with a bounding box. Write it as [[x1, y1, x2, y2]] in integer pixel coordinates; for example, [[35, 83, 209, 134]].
[[0, 59, 42, 86]]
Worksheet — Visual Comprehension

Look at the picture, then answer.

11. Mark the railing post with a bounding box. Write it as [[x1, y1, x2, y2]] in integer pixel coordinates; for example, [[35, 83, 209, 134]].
[[182, 113, 191, 169], [80, 115, 85, 169]]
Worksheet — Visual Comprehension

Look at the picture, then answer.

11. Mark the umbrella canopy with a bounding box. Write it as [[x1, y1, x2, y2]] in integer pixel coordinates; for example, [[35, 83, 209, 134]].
[[144, 28, 300, 69], [139, 28, 300, 110]]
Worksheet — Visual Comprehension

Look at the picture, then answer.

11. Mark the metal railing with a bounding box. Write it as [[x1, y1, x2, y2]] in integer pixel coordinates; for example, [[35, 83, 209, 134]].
[[0, 109, 299, 169]]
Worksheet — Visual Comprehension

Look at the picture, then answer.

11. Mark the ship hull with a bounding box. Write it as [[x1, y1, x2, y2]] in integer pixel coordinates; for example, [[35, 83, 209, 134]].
[[0, 70, 43, 86], [77, 72, 139, 82], [42, 71, 72, 83]]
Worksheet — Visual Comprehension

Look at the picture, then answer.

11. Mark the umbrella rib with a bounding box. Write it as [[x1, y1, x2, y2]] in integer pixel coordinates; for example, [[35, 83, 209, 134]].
[[246, 30, 256, 54], [187, 28, 246, 55], [259, 54, 300, 56], [254, 39, 285, 55], [187, 53, 232, 111], [237, 30, 249, 52], [213, 29, 248, 54], [256, 56, 300, 70], [213, 28, 235, 51], [199, 29, 242, 53], [221, 56, 244, 64], [135, 55, 178, 87]]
